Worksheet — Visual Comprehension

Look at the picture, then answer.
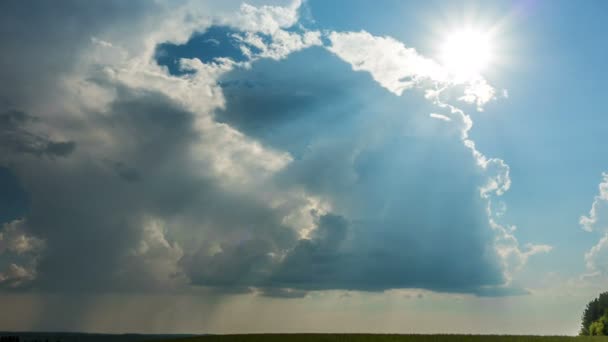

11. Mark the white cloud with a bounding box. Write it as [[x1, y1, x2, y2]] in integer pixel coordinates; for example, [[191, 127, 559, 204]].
[[223, 1, 302, 35], [327, 30, 497, 110], [234, 29, 322, 61], [0, 219, 44, 255], [0, 264, 36, 288], [585, 232, 608, 276], [327, 31, 447, 96], [581, 173, 608, 277], [90, 36, 113, 48], [488, 204, 553, 283], [121, 218, 187, 289], [429, 113, 451, 121], [459, 78, 496, 111], [223, 1, 323, 62], [0, 219, 44, 288], [580, 172, 608, 232]]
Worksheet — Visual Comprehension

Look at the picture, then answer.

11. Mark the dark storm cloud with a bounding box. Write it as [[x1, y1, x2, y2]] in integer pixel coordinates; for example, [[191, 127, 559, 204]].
[[0, 110, 76, 158], [0, 167, 28, 223], [14, 87, 199, 291], [259, 287, 308, 298], [272, 215, 502, 293], [182, 238, 276, 288], [7, 83, 298, 293], [112, 162, 141, 182], [44, 142, 76, 157], [0, 0, 157, 110], [270, 214, 349, 288], [0, 0, 207, 292]]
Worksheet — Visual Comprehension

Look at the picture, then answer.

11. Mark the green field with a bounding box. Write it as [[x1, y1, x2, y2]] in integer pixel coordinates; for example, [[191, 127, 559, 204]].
[[162, 335, 605, 342]]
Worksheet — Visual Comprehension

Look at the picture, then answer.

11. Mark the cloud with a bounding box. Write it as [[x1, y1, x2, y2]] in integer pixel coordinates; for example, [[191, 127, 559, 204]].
[[325, 30, 547, 289], [4, 84, 305, 292], [327, 30, 497, 111], [327, 31, 447, 96], [0, 219, 44, 288], [121, 217, 186, 290], [0, 110, 76, 159], [585, 233, 608, 277], [91, 36, 113, 48], [155, 26, 252, 76], [580, 172, 608, 232], [0, 219, 44, 255], [581, 173, 608, 277], [155, 21, 321, 76], [222, 1, 302, 35], [459, 79, 496, 111], [209, 45, 546, 295], [259, 287, 308, 298], [0, 0, 546, 300], [0, 167, 29, 223], [430, 113, 452, 121], [233, 29, 322, 61]]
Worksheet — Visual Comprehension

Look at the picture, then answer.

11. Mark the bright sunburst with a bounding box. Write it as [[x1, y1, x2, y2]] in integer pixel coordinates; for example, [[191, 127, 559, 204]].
[[440, 29, 494, 81]]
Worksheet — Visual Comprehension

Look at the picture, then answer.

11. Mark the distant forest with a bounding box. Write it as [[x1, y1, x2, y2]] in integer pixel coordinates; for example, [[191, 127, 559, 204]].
[[0, 337, 55, 342]]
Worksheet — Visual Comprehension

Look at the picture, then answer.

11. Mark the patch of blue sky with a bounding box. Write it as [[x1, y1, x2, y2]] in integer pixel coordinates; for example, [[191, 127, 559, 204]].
[[155, 26, 260, 75]]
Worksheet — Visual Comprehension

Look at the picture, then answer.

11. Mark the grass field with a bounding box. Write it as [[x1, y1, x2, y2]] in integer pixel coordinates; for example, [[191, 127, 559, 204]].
[[162, 335, 604, 342]]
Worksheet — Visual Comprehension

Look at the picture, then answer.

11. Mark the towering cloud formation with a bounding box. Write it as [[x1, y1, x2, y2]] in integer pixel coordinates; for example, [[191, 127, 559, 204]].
[[0, 0, 548, 299]]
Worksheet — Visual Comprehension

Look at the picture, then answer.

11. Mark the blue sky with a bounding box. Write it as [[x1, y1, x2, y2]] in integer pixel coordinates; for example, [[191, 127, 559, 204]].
[[1, 0, 608, 335]]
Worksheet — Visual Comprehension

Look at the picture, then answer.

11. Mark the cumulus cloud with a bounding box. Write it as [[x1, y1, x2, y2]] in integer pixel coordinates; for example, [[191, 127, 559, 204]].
[[222, 1, 302, 35], [211, 44, 548, 294], [0, 219, 43, 255], [459, 78, 496, 111], [0, 219, 44, 288], [327, 30, 496, 110], [0, 0, 546, 300], [581, 173, 608, 277], [121, 218, 186, 290], [585, 233, 608, 277], [327, 31, 447, 96], [489, 213, 552, 283], [580, 173, 608, 233], [233, 29, 322, 61]]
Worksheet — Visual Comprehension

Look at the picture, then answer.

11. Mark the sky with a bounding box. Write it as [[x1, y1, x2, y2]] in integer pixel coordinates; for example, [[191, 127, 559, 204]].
[[1, 0, 608, 336]]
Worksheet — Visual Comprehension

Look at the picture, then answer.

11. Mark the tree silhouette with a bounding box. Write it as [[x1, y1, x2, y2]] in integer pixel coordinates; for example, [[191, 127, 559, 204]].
[[0, 336, 19, 342], [581, 291, 608, 335]]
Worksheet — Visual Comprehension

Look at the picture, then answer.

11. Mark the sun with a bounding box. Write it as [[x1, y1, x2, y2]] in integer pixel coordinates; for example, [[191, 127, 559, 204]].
[[440, 29, 494, 81]]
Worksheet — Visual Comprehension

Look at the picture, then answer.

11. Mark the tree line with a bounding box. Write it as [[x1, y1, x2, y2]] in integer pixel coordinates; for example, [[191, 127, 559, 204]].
[[581, 291, 608, 335], [0, 337, 20, 342], [0, 337, 57, 342]]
